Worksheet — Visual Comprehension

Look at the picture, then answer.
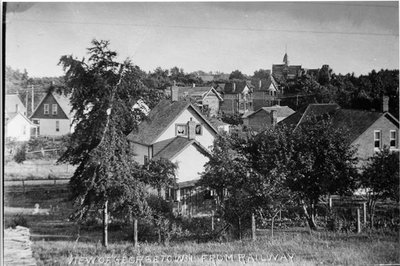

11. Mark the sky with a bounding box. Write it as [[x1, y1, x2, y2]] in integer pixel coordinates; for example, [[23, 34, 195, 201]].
[[5, 1, 399, 78]]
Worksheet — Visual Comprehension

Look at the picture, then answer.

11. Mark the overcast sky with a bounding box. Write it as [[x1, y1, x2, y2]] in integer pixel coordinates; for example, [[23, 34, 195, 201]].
[[5, 2, 399, 77]]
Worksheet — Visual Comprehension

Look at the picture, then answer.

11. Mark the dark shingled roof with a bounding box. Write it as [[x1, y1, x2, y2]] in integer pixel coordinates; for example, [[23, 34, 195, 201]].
[[127, 99, 191, 144], [243, 105, 295, 119], [279, 103, 398, 144], [153, 136, 194, 160], [224, 81, 254, 94], [127, 99, 219, 145], [152, 136, 211, 160]]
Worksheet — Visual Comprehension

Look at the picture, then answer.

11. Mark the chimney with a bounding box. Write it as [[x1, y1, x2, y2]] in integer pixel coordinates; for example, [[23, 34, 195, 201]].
[[382, 96, 389, 113], [270, 110, 277, 127], [171, 85, 179, 102], [187, 118, 197, 140]]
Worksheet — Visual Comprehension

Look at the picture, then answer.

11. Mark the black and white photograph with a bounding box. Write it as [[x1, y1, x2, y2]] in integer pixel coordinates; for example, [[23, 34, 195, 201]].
[[2, 1, 399, 265]]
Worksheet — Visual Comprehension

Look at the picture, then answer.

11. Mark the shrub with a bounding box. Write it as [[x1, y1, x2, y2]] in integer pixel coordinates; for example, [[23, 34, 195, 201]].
[[9, 214, 29, 228], [13, 146, 26, 164]]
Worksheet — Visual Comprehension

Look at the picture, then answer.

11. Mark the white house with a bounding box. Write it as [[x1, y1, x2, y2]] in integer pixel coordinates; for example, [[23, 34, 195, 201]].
[[127, 89, 220, 216], [5, 94, 27, 116], [30, 91, 74, 137], [5, 112, 37, 142]]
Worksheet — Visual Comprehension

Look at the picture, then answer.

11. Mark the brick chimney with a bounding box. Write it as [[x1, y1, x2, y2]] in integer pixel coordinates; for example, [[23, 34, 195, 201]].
[[171, 84, 179, 102], [187, 118, 197, 140], [270, 110, 277, 127], [382, 96, 389, 113]]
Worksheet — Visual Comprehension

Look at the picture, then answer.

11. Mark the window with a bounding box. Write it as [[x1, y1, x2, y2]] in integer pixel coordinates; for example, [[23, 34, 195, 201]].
[[144, 155, 148, 165], [56, 121, 60, 132], [44, 104, 49, 115], [195, 124, 202, 135], [52, 104, 58, 115], [374, 130, 381, 149], [390, 130, 397, 148], [176, 124, 187, 136]]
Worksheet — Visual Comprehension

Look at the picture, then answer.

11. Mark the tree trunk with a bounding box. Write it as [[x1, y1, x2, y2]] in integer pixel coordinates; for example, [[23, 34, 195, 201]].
[[133, 218, 138, 248], [302, 201, 317, 230], [102, 200, 108, 247], [238, 217, 242, 240]]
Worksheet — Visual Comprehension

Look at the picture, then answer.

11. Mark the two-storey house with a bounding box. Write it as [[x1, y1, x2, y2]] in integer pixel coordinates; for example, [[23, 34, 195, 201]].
[[220, 81, 254, 115], [177, 85, 223, 117], [127, 89, 220, 216], [279, 97, 399, 165], [30, 91, 74, 137]]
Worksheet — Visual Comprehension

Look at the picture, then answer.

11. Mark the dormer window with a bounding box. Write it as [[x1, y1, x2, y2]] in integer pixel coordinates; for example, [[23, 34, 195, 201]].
[[52, 104, 58, 115], [176, 124, 187, 136], [44, 104, 49, 115]]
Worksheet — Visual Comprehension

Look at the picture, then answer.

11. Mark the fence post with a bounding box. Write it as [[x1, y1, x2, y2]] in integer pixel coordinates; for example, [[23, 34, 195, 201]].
[[357, 208, 361, 233], [251, 213, 256, 241], [363, 202, 367, 226], [211, 211, 215, 231]]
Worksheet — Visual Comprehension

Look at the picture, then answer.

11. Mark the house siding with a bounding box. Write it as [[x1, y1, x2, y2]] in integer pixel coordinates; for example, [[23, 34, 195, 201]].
[[131, 142, 151, 165], [203, 93, 220, 117], [353, 115, 399, 165], [36, 119, 70, 136], [5, 114, 32, 141], [155, 108, 216, 151], [172, 144, 208, 184]]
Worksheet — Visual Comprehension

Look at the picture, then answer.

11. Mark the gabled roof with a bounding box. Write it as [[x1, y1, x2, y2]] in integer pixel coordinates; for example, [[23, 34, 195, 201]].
[[243, 105, 295, 119], [252, 76, 279, 91], [279, 103, 399, 144], [178, 86, 223, 101], [5, 112, 37, 127], [152, 136, 210, 160], [223, 81, 254, 94], [30, 91, 73, 119], [127, 99, 219, 145], [5, 94, 25, 112]]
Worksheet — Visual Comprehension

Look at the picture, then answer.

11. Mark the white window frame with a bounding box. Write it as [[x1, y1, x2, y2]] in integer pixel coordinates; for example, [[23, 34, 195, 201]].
[[44, 104, 49, 115], [390, 130, 397, 149], [195, 124, 202, 135], [56, 120, 60, 132], [52, 104, 58, 115], [176, 124, 187, 136], [374, 130, 381, 150]]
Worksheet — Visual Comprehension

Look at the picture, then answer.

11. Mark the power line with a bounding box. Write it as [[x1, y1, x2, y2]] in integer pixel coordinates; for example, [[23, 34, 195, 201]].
[[9, 19, 399, 37]]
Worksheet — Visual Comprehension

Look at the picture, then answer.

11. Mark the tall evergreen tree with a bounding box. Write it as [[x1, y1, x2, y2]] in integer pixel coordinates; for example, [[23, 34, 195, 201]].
[[58, 40, 151, 247]]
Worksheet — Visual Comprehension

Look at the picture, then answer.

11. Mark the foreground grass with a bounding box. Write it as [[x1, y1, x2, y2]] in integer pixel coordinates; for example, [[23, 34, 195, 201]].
[[32, 230, 399, 265]]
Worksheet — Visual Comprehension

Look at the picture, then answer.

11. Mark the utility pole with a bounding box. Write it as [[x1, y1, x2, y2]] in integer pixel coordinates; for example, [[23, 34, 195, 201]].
[[31, 85, 34, 115], [25, 87, 29, 116]]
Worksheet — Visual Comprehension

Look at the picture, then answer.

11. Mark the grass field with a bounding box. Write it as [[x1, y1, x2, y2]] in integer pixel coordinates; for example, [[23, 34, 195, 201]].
[[4, 185, 400, 266], [4, 159, 75, 180]]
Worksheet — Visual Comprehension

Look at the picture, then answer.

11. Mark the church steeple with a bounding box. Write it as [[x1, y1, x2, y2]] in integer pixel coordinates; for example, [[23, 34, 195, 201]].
[[283, 45, 288, 65]]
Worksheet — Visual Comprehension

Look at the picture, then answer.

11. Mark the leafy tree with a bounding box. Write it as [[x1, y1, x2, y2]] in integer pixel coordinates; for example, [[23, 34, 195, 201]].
[[286, 116, 359, 229], [142, 158, 178, 197], [360, 147, 399, 228], [58, 39, 152, 247], [252, 69, 270, 80], [229, 70, 246, 80], [13, 145, 26, 164]]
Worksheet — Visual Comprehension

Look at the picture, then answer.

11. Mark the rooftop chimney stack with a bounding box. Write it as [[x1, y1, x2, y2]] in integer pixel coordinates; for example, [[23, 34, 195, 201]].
[[187, 118, 197, 140], [171, 84, 179, 102], [270, 110, 277, 127], [382, 96, 389, 113]]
